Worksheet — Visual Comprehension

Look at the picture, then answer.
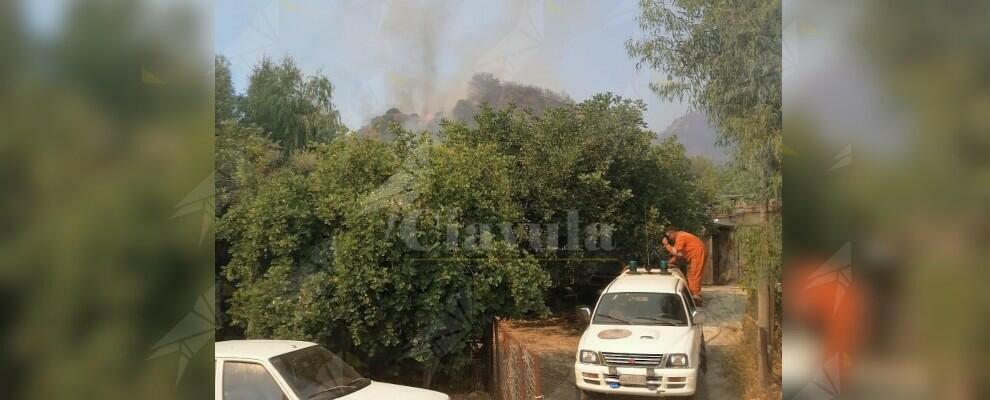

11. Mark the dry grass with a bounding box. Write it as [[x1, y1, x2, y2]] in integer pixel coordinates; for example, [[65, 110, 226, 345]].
[[723, 318, 782, 400], [448, 391, 491, 400], [500, 317, 583, 354]]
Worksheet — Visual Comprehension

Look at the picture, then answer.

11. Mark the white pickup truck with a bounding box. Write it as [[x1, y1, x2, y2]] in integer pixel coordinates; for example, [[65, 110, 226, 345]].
[[574, 269, 707, 399], [216, 340, 450, 400]]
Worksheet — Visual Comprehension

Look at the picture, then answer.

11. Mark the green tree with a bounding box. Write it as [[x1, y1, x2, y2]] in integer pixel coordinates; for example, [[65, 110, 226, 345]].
[[326, 138, 549, 384], [444, 94, 711, 284], [242, 57, 347, 153], [215, 121, 282, 215], [627, 0, 780, 201], [215, 55, 239, 125], [690, 155, 761, 214], [218, 84, 712, 385], [218, 132, 550, 385], [628, 0, 782, 384]]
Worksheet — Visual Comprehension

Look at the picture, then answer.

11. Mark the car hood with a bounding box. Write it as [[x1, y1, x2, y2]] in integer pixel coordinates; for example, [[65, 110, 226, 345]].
[[578, 324, 694, 355], [342, 381, 449, 400]]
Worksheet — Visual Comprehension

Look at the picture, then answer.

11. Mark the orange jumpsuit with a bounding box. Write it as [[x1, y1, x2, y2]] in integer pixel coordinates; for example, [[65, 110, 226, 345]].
[[785, 259, 863, 392], [669, 231, 706, 297]]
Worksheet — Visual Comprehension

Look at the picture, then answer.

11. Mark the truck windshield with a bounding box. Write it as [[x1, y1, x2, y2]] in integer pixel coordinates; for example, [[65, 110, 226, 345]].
[[593, 292, 688, 326], [270, 346, 370, 399]]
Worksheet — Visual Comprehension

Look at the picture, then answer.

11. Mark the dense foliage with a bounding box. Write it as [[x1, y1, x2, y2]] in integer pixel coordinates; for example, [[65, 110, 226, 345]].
[[2, 2, 215, 397], [216, 56, 712, 380]]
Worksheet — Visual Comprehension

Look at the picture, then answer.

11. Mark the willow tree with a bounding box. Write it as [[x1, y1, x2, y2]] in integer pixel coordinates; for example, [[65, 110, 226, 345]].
[[241, 57, 347, 154], [627, 0, 782, 384]]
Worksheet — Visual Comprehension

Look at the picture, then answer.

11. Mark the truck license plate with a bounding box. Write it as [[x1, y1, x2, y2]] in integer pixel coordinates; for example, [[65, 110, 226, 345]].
[[619, 374, 647, 385]]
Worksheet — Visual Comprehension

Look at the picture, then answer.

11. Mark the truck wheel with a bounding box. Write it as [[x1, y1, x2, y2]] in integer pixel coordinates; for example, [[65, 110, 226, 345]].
[[701, 342, 708, 373]]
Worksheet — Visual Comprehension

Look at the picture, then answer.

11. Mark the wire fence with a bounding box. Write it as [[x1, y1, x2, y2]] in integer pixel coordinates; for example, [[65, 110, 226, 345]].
[[491, 319, 543, 400]]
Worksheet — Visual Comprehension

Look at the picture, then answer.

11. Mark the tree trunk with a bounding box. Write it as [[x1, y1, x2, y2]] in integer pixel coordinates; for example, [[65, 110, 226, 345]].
[[757, 276, 772, 387], [422, 361, 437, 389], [756, 199, 772, 387]]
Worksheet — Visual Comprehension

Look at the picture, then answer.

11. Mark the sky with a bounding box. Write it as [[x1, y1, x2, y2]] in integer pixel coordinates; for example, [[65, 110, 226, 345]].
[[18, 0, 890, 159], [214, 0, 691, 132]]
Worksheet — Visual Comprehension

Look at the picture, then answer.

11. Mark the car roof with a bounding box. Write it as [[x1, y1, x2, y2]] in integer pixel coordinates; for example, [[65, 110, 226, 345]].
[[605, 270, 683, 294], [215, 340, 318, 360]]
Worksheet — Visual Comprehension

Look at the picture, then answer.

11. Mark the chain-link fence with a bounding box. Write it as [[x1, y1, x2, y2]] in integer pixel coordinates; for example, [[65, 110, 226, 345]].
[[492, 319, 543, 400]]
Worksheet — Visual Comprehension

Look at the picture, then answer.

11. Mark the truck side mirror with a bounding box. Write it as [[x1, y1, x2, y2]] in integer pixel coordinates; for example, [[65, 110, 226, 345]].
[[578, 306, 592, 324], [692, 309, 706, 325]]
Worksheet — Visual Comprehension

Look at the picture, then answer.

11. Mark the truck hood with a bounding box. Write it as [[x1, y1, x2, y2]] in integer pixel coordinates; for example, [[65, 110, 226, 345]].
[[343, 381, 449, 400], [578, 324, 694, 355]]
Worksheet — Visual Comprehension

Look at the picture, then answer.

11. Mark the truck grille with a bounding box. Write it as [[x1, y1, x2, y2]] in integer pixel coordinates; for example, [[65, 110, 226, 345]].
[[601, 352, 663, 367]]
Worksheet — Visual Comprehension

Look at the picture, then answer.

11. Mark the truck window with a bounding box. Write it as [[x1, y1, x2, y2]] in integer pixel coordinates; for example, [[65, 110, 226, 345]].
[[223, 361, 288, 400], [593, 292, 688, 326]]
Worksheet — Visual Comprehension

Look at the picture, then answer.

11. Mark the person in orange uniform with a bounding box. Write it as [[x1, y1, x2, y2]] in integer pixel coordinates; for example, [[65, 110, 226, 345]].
[[662, 225, 707, 305]]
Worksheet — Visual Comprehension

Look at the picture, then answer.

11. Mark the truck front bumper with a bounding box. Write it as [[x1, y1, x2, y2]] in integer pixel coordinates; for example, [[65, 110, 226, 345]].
[[574, 362, 698, 397]]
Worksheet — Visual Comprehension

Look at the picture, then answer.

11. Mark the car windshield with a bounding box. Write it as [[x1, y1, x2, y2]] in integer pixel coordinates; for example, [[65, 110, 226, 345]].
[[593, 292, 688, 326], [270, 346, 371, 400]]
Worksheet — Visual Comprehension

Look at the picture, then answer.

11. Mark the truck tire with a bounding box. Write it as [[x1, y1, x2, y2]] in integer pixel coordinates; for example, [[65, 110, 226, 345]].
[[701, 341, 708, 373]]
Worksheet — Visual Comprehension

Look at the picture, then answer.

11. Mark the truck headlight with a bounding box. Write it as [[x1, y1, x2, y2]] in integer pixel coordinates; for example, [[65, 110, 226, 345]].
[[580, 350, 600, 364], [666, 353, 688, 368]]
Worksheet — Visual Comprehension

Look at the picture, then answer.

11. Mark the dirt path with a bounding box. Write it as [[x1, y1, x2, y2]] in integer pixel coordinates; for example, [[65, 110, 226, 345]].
[[698, 285, 748, 399]]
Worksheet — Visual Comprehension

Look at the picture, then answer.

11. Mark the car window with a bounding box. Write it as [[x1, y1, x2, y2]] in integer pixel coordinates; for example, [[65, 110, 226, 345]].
[[223, 361, 288, 400], [592, 292, 688, 326]]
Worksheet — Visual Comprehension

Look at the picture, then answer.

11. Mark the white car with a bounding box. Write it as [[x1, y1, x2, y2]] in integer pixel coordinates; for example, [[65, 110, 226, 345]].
[[574, 269, 707, 398], [216, 340, 450, 400]]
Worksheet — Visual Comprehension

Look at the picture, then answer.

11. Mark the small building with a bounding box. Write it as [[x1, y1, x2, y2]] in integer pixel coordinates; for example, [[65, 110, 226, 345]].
[[705, 200, 781, 285], [703, 219, 739, 285]]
